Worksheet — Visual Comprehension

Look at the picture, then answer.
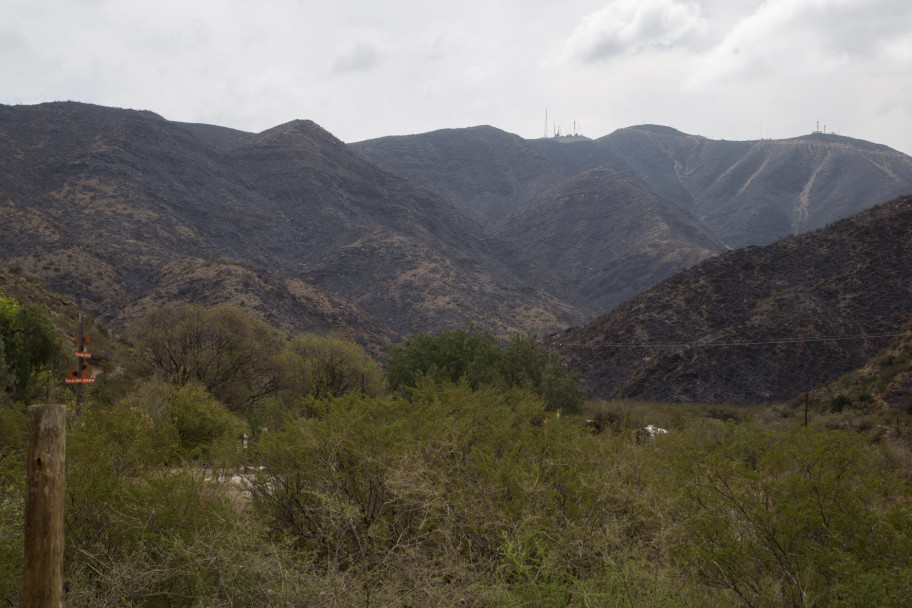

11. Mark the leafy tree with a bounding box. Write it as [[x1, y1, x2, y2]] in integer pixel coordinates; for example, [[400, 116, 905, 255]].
[[0, 293, 60, 399], [127, 303, 284, 414], [502, 333, 587, 414], [385, 327, 503, 390], [282, 332, 384, 400], [119, 381, 248, 463], [385, 328, 585, 412]]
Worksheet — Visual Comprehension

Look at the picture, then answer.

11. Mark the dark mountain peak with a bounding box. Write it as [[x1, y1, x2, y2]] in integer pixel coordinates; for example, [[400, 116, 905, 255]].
[[630, 124, 691, 137], [266, 118, 329, 137], [0, 101, 171, 134], [355, 124, 525, 151], [352, 124, 563, 229], [601, 124, 693, 141], [223, 118, 344, 153], [787, 131, 894, 153], [440, 124, 513, 138]]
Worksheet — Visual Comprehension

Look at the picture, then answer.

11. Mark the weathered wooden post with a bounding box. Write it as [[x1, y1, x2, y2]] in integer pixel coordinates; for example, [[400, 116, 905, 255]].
[[23, 403, 66, 608]]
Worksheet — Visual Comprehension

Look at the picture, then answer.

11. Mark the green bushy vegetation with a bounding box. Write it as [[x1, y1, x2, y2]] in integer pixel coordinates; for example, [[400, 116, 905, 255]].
[[386, 327, 587, 413], [1, 301, 911, 606], [0, 293, 60, 401]]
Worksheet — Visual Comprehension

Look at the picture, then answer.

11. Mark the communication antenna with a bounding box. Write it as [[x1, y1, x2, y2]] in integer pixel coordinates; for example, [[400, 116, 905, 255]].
[[544, 108, 548, 138]]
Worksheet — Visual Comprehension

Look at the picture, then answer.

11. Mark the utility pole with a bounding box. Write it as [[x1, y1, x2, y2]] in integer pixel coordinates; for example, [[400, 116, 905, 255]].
[[23, 403, 66, 608]]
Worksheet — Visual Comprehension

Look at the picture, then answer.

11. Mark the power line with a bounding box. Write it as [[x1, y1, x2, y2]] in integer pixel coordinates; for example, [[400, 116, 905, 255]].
[[542, 331, 910, 350]]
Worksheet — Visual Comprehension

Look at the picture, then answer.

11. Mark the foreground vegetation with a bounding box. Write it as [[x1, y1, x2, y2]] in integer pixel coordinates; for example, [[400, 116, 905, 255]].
[[1, 298, 911, 607]]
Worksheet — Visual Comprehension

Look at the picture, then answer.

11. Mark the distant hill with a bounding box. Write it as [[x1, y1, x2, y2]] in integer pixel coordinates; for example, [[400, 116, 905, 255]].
[[0, 102, 592, 339], [583, 127, 912, 248], [351, 126, 564, 229], [353, 125, 912, 248], [555, 195, 912, 404], [496, 169, 728, 311]]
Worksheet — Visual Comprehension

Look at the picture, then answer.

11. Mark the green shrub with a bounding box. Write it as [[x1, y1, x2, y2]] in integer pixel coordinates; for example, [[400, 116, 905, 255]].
[[385, 328, 586, 413]]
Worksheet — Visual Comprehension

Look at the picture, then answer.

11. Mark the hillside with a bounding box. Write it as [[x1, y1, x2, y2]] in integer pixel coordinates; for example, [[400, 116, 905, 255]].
[[351, 125, 564, 229], [354, 125, 912, 248], [0, 102, 592, 338], [497, 169, 728, 311], [556, 195, 912, 403], [805, 328, 912, 416]]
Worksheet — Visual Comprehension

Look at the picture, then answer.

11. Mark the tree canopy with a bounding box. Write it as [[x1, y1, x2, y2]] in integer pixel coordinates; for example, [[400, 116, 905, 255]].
[[127, 303, 285, 414], [0, 293, 59, 399], [384, 327, 587, 412]]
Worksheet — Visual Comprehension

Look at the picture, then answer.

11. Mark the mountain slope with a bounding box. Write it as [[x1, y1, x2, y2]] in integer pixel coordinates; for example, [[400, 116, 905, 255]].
[[216, 119, 594, 333], [805, 328, 912, 416], [0, 102, 591, 338], [350, 125, 565, 229], [542, 126, 912, 247], [556, 195, 912, 404], [355, 125, 912, 248], [497, 169, 728, 311]]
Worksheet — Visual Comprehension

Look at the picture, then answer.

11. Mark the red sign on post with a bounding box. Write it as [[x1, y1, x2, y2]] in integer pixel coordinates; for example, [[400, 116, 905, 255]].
[[75, 351, 92, 359]]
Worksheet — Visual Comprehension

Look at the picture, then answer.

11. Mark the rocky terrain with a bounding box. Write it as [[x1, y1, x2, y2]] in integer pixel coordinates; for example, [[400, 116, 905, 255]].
[[556, 195, 912, 403], [0, 102, 591, 340]]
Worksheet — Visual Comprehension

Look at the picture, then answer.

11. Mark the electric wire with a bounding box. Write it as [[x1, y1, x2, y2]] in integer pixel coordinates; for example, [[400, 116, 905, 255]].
[[540, 331, 910, 349]]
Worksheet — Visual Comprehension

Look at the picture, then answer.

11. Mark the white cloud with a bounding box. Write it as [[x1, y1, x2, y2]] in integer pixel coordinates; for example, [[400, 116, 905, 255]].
[[559, 0, 706, 63], [689, 0, 912, 89], [333, 42, 384, 74], [1, 0, 911, 155]]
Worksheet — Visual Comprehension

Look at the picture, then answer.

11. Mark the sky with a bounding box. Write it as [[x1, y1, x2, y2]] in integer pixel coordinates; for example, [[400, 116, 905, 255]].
[[2, 0, 911, 154]]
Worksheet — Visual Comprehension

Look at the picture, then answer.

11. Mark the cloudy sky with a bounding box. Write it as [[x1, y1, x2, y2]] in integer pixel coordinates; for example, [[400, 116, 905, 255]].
[[3, 0, 911, 153]]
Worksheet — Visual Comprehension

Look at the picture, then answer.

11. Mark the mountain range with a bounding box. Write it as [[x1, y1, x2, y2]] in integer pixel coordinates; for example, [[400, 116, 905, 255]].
[[3, 101, 912, 404], [0, 102, 588, 340]]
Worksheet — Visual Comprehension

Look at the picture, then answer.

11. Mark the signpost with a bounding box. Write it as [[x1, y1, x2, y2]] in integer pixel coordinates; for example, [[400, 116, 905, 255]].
[[67, 313, 93, 414]]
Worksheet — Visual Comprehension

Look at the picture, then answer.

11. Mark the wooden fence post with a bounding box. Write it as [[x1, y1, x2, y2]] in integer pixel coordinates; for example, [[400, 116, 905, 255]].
[[23, 403, 66, 608]]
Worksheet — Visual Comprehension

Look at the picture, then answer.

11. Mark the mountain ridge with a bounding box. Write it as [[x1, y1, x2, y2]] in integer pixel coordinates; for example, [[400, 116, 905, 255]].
[[0, 102, 593, 340], [556, 194, 912, 403], [354, 123, 912, 249]]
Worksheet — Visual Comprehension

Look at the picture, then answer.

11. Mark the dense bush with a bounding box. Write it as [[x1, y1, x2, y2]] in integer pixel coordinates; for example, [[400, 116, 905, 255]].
[[385, 328, 587, 413]]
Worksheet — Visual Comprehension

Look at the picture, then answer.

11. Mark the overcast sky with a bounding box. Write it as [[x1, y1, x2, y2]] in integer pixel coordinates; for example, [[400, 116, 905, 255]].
[[3, 0, 911, 154]]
